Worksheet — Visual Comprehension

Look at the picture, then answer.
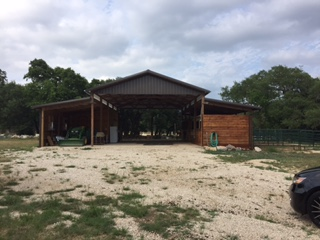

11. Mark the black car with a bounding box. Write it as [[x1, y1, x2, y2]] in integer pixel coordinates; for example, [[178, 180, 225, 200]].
[[289, 166, 320, 227]]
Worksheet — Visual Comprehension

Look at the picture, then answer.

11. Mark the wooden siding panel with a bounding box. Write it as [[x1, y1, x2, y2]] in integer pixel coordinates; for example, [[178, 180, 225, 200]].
[[203, 115, 251, 149]]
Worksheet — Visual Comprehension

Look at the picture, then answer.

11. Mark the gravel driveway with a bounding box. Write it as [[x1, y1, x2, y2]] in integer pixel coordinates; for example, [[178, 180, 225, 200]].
[[7, 142, 320, 239]]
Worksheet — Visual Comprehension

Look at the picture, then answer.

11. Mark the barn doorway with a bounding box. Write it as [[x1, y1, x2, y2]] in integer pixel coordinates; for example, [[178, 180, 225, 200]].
[[119, 109, 183, 142]]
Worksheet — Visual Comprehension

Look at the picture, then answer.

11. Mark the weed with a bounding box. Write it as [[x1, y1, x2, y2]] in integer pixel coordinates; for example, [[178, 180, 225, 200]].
[[80, 147, 92, 150], [66, 165, 76, 168], [29, 168, 47, 172], [118, 192, 145, 202], [5, 181, 19, 186], [140, 204, 202, 238], [138, 178, 151, 185], [301, 225, 314, 235], [6, 190, 34, 197], [132, 166, 146, 171], [255, 214, 276, 223], [85, 192, 95, 197], [285, 176, 292, 181], [45, 188, 76, 195], [224, 234, 240, 240], [103, 170, 126, 184], [207, 209, 219, 219]]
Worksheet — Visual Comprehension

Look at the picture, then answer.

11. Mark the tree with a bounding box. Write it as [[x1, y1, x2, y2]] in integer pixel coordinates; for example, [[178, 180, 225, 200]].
[[24, 59, 89, 105], [87, 78, 115, 89], [220, 65, 319, 129], [0, 81, 34, 134], [24, 59, 54, 83], [54, 67, 88, 101]]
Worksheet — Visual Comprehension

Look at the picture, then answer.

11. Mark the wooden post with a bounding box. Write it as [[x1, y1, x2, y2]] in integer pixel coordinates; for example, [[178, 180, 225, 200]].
[[249, 115, 253, 149], [91, 94, 95, 146], [193, 99, 196, 141], [40, 109, 45, 147], [200, 95, 205, 146], [100, 99, 103, 131]]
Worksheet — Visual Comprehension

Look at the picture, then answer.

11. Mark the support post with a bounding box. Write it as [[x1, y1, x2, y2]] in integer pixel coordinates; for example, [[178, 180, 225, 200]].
[[193, 99, 196, 141], [91, 94, 95, 146], [100, 99, 103, 131], [201, 95, 205, 146], [40, 109, 45, 147]]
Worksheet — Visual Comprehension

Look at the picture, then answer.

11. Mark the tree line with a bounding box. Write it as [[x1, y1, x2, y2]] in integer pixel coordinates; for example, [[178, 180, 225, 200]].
[[1, 60, 319, 135], [220, 65, 320, 130], [0, 59, 113, 135]]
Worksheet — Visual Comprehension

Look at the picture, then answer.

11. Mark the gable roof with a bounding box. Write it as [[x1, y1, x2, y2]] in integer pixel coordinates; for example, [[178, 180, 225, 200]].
[[88, 69, 210, 95], [33, 70, 261, 114], [87, 69, 210, 109]]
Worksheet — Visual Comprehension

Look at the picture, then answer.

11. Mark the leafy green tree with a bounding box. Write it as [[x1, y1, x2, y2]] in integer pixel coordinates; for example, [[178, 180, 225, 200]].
[[24, 59, 54, 83], [54, 67, 88, 101], [24, 59, 89, 105], [0, 80, 34, 134], [87, 78, 115, 88], [220, 65, 319, 129]]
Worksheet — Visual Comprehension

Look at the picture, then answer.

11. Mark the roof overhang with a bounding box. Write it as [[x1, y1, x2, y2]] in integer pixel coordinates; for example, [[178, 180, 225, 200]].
[[202, 98, 261, 114]]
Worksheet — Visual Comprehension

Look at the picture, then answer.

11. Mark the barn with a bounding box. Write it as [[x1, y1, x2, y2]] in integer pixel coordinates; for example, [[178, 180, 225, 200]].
[[33, 70, 260, 148]]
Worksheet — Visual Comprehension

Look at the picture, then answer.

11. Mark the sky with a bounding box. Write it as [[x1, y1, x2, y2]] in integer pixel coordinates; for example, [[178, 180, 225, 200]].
[[1, 0, 320, 99]]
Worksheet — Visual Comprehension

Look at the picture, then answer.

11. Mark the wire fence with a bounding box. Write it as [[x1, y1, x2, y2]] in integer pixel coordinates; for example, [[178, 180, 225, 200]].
[[254, 129, 320, 150]]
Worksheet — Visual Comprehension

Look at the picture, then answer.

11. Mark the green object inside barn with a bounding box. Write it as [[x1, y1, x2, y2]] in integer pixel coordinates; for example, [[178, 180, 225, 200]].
[[58, 126, 89, 146]]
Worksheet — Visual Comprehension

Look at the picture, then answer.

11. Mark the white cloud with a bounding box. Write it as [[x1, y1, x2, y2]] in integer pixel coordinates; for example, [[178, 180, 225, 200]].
[[1, 0, 320, 98]]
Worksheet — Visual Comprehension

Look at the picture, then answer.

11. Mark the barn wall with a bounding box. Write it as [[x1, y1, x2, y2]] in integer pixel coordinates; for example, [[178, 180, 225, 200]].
[[202, 115, 253, 149]]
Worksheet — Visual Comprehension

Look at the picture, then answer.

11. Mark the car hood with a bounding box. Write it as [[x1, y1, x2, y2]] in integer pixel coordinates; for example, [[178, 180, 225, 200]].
[[297, 166, 320, 176]]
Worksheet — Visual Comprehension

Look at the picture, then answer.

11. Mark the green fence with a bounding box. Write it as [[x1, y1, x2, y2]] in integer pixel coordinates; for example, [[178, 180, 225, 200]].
[[254, 129, 320, 149]]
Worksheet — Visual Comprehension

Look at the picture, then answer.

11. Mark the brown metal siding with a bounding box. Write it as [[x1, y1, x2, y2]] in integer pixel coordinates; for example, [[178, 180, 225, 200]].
[[96, 75, 201, 95]]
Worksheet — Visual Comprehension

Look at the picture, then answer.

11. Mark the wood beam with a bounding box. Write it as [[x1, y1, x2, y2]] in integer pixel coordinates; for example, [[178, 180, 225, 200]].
[[91, 94, 95, 146], [201, 95, 205, 146], [40, 109, 45, 147]]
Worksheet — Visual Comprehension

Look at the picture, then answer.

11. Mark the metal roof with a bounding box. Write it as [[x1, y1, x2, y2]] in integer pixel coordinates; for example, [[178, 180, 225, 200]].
[[33, 70, 261, 114], [202, 98, 261, 114], [32, 97, 92, 111], [88, 69, 210, 109]]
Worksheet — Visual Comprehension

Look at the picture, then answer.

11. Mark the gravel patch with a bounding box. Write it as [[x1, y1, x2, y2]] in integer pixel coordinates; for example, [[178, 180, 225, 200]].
[[6, 143, 320, 239]]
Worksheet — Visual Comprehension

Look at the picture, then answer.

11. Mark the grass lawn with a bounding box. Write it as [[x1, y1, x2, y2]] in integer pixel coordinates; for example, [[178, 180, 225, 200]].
[[0, 138, 38, 152], [206, 145, 320, 172]]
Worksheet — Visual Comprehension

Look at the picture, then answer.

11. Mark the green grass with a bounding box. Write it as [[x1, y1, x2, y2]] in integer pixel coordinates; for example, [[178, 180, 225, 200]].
[[0, 185, 207, 240], [0, 138, 38, 151], [206, 146, 320, 172]]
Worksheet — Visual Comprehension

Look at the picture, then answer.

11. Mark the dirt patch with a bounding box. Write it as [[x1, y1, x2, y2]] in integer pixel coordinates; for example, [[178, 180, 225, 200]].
[[4, 143, 320, 239]]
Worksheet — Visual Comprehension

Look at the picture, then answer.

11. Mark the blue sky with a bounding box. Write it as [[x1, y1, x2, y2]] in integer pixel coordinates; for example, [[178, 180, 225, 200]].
[[1, 0, 320, 98]]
